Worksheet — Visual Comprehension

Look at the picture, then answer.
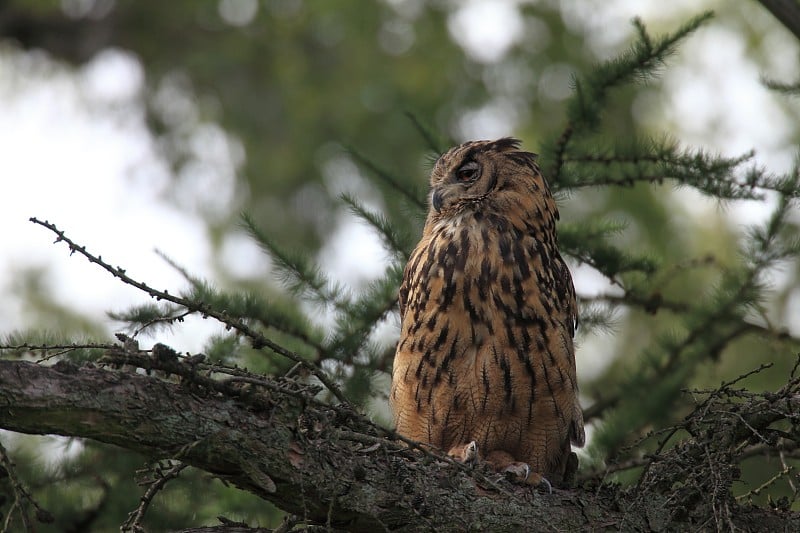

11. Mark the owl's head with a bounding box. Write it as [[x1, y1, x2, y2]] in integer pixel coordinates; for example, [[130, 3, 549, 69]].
[[427, 138, 553, 223]]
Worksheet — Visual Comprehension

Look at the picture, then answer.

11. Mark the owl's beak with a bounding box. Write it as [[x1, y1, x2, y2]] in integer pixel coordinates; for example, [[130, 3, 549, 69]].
[[432, 188, 444, 212]]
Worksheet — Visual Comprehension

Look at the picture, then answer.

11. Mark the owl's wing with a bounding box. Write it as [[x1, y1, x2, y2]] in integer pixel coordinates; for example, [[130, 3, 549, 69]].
[[571, 392, 586, 447], [398, 247, 421, 319], [560, 258, 579, 338], [561, 259, 586, 447], [398, 265, 410, 319]]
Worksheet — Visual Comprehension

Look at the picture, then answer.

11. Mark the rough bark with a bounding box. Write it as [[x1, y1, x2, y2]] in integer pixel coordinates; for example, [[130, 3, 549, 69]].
[[0, 357, 797, 532]]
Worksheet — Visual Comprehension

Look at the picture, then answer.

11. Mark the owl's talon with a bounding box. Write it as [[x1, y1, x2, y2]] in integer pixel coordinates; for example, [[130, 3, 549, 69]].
[[523, 471, 553, 494], [447, 440, 479, 463], [498, 461, 552, 493], [501, 461, 530, 482], [538, 476, 553, 494]]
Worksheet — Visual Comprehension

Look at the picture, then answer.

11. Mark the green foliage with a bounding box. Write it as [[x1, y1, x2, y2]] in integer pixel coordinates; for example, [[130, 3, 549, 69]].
[[589, 169, 800, 460], [347, 148, 428, 210], [185, 280, 323, 352], [560, 138, 781, 200], [564, 12, 713, 134], [762, 77, 800, 96], [5, 439, 281, 532], [559, 218, 659, 278], [403, 110, 449, 155], [107, 302, 186, 334], [0, 330, 105, 363], [204, 333, 243, 365], [325, 265, 402, 362], [339, 193, 415, 259], [241, 212, 346, 308]]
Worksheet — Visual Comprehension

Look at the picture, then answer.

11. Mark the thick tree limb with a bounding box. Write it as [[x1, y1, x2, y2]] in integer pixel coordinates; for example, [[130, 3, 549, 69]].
[[1, 358, 798, 532]]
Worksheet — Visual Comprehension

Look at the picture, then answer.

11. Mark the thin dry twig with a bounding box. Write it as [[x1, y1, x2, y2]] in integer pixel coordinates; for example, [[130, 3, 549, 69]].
[[630, 368, 800, 527], [28, 217, 349, 404], [0, 342, 110, 363], [735, 464, 795, 503], [121, 461, 188, 532], [0, 440, 53, 532]]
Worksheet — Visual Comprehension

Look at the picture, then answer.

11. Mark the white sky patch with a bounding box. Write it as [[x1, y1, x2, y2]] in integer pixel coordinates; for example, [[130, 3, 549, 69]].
[[559, 0, 634, 56], [559, 0, 709, 58], [571, 262, 624, 380], [218, 0, 259, 27], [447, 0, 525, 63], [321, 153, 384, 213], [219, 229, 272, 280], [538, 63, 576, 101], [665, 27, 794, 159], [316, 151, 392, 292], [317, 212, 391, 289], [454, 98, 521, 141], [379, 18, 416, 56], [787, 287, 800, 337], [0, 49, 223, 352], [174, 123, 243, 221], [658, 25, 797, 229], [81, 48, 145, 103]]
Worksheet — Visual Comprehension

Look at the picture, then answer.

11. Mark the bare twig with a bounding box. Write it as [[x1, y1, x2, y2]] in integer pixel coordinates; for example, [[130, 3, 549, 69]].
[[0, 440, 53, 532], [0, 342, 111, 363], [28, 217, 349, 404], [131, 309, 193, 338], [735, 464, 795, 503], [121, 461, 188, 532], [155, 249, 329, 356], [549, 123, 574, 186]]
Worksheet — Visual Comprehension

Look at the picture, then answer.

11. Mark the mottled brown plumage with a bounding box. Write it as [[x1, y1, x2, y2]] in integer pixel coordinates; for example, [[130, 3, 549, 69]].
[[390, 138, 584, 487]]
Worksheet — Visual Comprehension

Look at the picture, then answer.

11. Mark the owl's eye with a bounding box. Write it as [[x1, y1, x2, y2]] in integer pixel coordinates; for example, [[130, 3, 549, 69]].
[[455, 161, 480, 183]]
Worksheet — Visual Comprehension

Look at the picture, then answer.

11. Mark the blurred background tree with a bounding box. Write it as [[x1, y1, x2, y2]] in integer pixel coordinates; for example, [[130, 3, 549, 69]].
[[1, 0, 799, 530]]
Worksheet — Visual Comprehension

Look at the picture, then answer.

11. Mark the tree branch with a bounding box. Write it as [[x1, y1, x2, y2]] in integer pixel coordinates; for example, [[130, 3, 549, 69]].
[[28, 217, 348, 404], [0, 358, 571, 531], [1, 357, 798, 531]]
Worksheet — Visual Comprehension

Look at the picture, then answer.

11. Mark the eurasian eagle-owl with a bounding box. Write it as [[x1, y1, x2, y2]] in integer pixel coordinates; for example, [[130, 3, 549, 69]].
[[390, 138, 584, 487]]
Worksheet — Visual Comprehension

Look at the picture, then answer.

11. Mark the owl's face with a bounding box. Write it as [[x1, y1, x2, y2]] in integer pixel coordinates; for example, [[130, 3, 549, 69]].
[[428, 138, 544, 219]]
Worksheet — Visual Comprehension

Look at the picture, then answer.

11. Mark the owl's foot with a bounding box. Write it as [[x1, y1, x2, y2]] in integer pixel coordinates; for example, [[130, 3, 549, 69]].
[[447, 440, 480, 463], [485, 451, 552, 493], [502, 463, 553, 493]]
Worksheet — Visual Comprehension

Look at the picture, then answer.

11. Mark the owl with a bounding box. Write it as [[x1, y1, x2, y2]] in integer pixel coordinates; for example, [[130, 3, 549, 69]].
[[390, 138, 584, 488]]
